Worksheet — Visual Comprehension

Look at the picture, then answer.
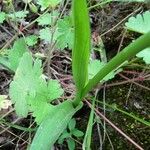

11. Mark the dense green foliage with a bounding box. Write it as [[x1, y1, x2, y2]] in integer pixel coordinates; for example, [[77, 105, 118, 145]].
[[0, 0, 150, 149]]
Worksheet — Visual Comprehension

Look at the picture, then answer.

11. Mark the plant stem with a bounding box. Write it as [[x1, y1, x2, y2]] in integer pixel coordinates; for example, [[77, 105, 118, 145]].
[[74, 32, 150, 106]]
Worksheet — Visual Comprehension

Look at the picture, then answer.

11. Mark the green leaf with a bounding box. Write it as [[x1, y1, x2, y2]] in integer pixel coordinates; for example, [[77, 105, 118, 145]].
[[31, 100, 54, 124], [58, 130, 71, 144], [29, 101, 83, 150], [37, 12, 58, 26], [29, 3, 38, 13], [25, 35, 38, 46], [136, 47, 150, 64], [68, 118, 76, 131], [47, 80, 64, 102], [37, 13, 52, 26], [125, 11, 150, 34], [83, 98, 95, 150], [37, 0, 62, 10], [8, 38, 28, 71], [88, 60, 122, 82], [72, 0, 91, 106], [9, 52, 43, 117], [9, 52, 64, 121], [39, 27, 55, 42], [8, 11, 29, 20], [0, 12, 6, 23], [67, 138, 75, 150], [56, 16, 74, 50], [72, 129, 84, 137]]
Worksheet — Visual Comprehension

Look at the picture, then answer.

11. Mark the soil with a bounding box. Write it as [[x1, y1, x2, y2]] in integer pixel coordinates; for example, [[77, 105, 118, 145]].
[[0, 1, 150, 150]]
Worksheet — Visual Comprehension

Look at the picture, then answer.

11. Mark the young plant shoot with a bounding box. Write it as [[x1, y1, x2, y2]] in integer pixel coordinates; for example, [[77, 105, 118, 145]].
[[0, 0, 149, 149]]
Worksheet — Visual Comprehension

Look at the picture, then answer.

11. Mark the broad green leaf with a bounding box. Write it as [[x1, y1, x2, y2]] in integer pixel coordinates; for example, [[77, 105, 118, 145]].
[[31, 100, 54, 124], [8, 11, 29, 20], [56, 16, 74, 50], [8, 38, 28, 71], [25, 35, 38, 46], [67, 138, 75, 150], [0, 12, 6, 23], [37, 0, 62, 10], [9, 52, 64, 120], [136, 47, 150, 64], [125, 11, 150, 34], [88, 60, 122, 82], [30, 101, 83, 150], [72, 0, 91, 99], [9, 52, 43, 117]]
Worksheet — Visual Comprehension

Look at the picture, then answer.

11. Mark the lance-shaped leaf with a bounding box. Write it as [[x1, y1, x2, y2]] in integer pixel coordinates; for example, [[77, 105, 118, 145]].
[[30, 101, 83, 150], [72, 0, 91, 101]]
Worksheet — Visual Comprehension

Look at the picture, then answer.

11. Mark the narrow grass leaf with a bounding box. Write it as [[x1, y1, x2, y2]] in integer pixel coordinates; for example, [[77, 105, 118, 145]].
[[82, 99, 95, 150], [72, 0, 91, 105], [30, 101, 83, 150]]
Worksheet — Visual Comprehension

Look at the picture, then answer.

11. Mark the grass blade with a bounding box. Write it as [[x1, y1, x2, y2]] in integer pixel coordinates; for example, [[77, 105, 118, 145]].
[[30, 101, 82, 150], [82, 99, 95, 150], [72, 0, 91, 106]]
